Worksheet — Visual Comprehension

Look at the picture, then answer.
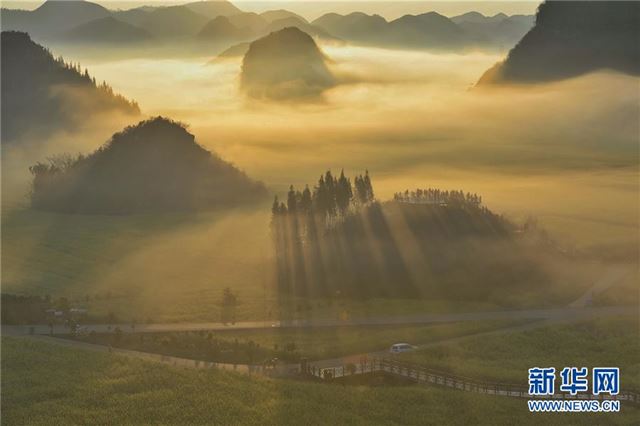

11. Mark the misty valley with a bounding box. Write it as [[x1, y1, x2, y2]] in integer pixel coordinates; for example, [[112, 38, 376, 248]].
[[1, 1, 639, 425]]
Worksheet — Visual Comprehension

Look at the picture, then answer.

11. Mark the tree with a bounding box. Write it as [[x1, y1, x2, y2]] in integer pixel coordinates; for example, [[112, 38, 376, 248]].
[[314, 175, 328, 218], [324, 170, 337, 217], [336, 170, 353, 214], [272, 196, 281, 216], [363, 170, 374, 202], [300, 185, 312, 214], [221, 287, 238, 324], [287, 185, 297, 213]]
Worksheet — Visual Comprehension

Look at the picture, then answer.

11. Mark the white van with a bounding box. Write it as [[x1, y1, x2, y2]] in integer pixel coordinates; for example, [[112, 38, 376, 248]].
[[389, 343, 416, 354]]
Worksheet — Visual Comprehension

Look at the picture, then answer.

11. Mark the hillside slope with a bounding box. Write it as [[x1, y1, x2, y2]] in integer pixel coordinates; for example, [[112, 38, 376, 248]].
[[241, 27, 335, 100], [478, 1, 640, 84], [58, 16, 153, 43], [28, 117, 267, 214], [1, 31, 139, 142]]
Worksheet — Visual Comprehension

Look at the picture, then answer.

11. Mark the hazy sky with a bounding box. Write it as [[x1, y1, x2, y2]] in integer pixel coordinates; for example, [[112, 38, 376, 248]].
[[1, 1, 540, 19]]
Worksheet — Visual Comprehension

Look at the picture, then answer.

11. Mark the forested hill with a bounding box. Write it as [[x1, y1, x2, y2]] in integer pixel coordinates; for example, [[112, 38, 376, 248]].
[[478, 1, 640, 84], [29, 117, 267, 214], [271, 172, 546, 303], [1, 31, 139, 142], [241, 27, 335, 100]]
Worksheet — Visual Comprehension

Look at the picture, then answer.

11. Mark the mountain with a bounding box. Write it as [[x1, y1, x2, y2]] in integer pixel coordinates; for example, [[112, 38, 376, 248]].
[[312, 10, 533, 51], [226, 12, 268, 33], [1, 31, 139, 143], [131, 5, 210, 38], [197, 16, 252, 42], [452, 11, 533, 48], [29, 117, 267, 214], [112, 7, 152, 27], [387, 12, 467, 49], [492, 15, 535, 46], [1, 0, 111, 39], [58, 16, 153, 44], [241, 27, 336, 100], [312, 12, 387, 43], [183, 1, 242, 19], [478, 1, 640, 84], [215, 41, 250, 59], [264, 16, 336, 41], [260, 9, 307, 24], [313, 11, 468, 49], [451, 11, 508, 25]]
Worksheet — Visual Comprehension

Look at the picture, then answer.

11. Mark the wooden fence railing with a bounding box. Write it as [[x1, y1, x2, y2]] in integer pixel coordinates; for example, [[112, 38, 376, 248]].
[[306, 358, 640, 405]]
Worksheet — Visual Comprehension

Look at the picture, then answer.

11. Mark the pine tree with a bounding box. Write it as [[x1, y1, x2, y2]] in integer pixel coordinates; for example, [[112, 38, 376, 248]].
[[272, 195, 280, 216], [300, 185, 312, 214], [364, 170, 374, 202], [336, 169, 352, 214], [314, 175, 327, 218], [324, 170, 337, 217], [287, 185, 297, 213]]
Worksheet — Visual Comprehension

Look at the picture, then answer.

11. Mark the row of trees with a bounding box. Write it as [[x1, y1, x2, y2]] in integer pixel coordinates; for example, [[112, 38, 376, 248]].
[[270, 170, 376, 300], [393, 188, 482, 206], [272, 170, 374, 222], [52, 54, 139, 112]]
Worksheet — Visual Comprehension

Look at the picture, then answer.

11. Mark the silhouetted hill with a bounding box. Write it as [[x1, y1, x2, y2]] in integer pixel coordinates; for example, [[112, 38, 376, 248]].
[[29, 117, 267, 214], [388, 12, 467, 49], [1, 31, 139, 143], [313, 11, 467, 49], [478, 1, 640, 84], [1, 0, 111, 39], [264, 16, 336, 41], [197, 16, 252, 42], [241, 27, 336, 100], [183, 1, 241, 19], [58, 16, 153, 44], [313, 10, 533, 50], [112, 7, 153, 28], [260, 9, 307, 24], [312, 12, 387, 43], [215, 41, 250, 59], [451, 11, 507, 25], [130, 5, 210, 38], [227, 12, 268, 33], [452, 11, 533, 47], [271, 179, 548, 302]]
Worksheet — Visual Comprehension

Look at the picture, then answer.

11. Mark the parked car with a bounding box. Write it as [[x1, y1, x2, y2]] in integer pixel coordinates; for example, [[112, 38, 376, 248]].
[[389, 343, 417, 354]]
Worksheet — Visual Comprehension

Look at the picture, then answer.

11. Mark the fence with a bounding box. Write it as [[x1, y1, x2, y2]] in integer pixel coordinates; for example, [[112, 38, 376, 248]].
[[307, 358, 640, 405]]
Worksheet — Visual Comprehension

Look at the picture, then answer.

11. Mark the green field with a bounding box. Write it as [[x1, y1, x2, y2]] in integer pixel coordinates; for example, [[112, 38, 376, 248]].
[[2, 207, 507, 323], [398, 317, 640, 389], [70, 320, 519, 364], [3, 337, 638, 425], [3, 204, 629, 325]]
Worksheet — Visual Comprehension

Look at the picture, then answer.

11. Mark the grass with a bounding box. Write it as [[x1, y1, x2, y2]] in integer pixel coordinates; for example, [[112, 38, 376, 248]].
[[398, 316, 640, 389], [3, 336, 638, 425], [2, 207, 509, 324], [70, 320, 519, 364], [2, 205, 628, 325]]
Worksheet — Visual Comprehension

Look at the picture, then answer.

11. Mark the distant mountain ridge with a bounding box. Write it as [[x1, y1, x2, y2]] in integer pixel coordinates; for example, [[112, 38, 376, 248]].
[[57, 16, 153, 43], [478, 0, 640, 84], [197, 15, 252, 42], [1, 31, 139, 142], [0, 0, 241, 41], [312, 10, 533, 50], [1, 1, 533, 53], [1, 0, 110, 39]]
